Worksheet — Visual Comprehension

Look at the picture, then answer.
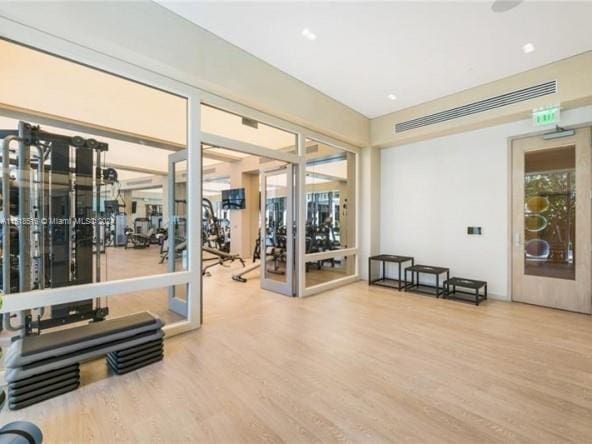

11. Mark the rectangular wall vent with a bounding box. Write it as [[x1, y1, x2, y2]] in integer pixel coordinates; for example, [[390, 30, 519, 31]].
[[394, 80, 557, 133]]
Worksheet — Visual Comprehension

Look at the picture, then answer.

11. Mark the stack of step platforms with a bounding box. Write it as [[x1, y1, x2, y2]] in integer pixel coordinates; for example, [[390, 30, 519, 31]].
[[4, 312, 164, 410], [107, 338, 164, 375], [6, 364, 80, 410]]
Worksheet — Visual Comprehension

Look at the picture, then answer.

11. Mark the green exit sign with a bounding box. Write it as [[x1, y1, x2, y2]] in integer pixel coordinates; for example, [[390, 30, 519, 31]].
[[533, 106, 560, 126]]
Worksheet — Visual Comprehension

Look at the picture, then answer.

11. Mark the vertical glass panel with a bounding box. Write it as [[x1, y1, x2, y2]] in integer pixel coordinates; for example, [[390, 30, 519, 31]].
[[524, 146, 575, 280], [171, 159, 188, 271], [305, 254, 356, 288], [305, 140, 356, 252], [264, 171, 288, 282]]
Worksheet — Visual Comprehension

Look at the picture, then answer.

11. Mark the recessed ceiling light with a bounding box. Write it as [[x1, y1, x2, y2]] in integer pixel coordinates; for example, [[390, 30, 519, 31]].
[[301, 28, 317, 41], [522, 42, 535, 54], [491, 0, 523, 13], [388, 94, 397, 101]]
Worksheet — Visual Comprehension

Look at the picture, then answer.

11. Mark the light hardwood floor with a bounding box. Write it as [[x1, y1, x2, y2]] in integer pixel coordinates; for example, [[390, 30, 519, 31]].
[[2, 251, 592, 443]]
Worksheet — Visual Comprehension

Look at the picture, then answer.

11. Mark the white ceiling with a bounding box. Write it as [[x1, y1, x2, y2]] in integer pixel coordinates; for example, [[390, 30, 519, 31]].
[[159, 1, 592, 118]]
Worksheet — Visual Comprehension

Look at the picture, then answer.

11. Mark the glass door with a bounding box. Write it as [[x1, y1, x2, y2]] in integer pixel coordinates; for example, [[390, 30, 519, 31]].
[[261, 165, 294, 296], [511, 127, 592, 313], [167, 149, 188, 316]]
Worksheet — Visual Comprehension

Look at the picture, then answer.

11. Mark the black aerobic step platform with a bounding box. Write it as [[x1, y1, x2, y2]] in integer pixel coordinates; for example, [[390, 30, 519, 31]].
[[107, 354, 164, 375], [106, 337, 164, 375], [4, 312, 165, 410], [108, 344, 163, 365]]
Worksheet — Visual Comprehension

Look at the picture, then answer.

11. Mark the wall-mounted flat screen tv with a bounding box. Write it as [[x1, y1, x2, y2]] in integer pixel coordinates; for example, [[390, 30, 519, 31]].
[[222, 188, 246, 209]]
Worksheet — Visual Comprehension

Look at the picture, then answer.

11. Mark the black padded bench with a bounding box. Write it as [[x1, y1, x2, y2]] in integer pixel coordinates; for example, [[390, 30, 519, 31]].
[[444, 277, 487, 305], [4, 312, 164, 410], [404, 265, 450, 297], [368, 255, 414, 290]]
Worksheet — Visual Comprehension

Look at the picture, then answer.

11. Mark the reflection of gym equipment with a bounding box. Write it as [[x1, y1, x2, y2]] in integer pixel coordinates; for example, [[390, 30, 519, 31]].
[[103, 199, 123, 247], [265, 225, 287, 275], [146, 203, 163, 231], [134, 217, 150, 236], [159, 234, 184, 263], [200, 198, 244, 276], [202, 198, 230, 252], [304, 190, 344, 272], [261, 197, 289, 276], [306, 190, 340, 239], [305, 223, 340, 271], [0, 121, 110, 334], [158, 199, 187, 262], [124, 217, 154, 249]]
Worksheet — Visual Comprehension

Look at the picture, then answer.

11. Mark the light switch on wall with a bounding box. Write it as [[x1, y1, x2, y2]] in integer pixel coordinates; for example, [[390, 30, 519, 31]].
[[467, 226, 482, 235]]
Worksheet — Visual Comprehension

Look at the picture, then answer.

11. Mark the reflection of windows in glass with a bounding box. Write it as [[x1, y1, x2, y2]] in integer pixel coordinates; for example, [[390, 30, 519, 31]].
[[524, 146, 575, 280]]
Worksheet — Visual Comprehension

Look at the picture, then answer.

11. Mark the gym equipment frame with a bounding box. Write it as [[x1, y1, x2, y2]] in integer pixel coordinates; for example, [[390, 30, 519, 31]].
[[1, 121, 111, 334]]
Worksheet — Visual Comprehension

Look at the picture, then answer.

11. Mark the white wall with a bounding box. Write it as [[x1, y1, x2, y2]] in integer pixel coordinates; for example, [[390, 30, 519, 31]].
[[380, 105, 592, 299]]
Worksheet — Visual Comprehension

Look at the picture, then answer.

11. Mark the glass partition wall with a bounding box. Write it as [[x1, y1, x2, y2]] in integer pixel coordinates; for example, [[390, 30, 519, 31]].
[[0, 38, 200, 343], [198, 100, 360, 299], [302, 139, 358, 294], [0, 31, 360, 350]]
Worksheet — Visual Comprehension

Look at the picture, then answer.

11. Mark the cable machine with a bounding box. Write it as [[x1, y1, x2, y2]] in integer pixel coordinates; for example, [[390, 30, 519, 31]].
[[0, 121, 114, 335]]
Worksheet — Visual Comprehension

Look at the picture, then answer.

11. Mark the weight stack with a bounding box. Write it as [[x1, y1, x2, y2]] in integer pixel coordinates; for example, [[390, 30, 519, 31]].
[[7, 364, 80, 410], [106, 338, 164, 375]]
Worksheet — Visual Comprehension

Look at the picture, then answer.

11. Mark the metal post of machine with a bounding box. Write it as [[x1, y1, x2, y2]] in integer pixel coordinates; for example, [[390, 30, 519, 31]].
[[1, 136, 16, 294], [95, 150, 102, 284], [36, 145, 48, 290], [17, 121, 31, 292], [94, 150, 102, 310]]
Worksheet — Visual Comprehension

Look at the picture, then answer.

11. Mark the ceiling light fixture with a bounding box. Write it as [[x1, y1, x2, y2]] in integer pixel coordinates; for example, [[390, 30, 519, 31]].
[[388, 94, 397, 101], [491, 0, 523, 13], [522, 42, 535, 54], [301, 28, 317, 41]]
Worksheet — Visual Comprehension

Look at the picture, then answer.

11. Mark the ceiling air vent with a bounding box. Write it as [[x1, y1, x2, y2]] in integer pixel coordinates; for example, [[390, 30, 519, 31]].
[[394, 80, 557, 133], [241, 117, 259, 129]]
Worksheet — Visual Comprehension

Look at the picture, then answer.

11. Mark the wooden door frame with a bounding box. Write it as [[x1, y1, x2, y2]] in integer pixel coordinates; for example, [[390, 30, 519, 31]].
[[508, 124, 592, 312]]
